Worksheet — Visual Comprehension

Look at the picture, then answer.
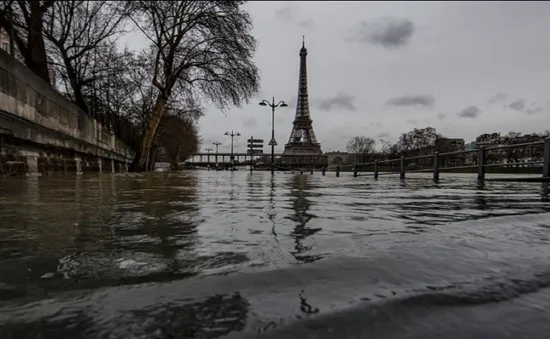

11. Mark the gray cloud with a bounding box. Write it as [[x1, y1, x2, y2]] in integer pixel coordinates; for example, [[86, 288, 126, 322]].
[[298, 20, 315, 28], [386, 94, 435, 108], [274, 5, 292, 21], [523, 106, 543, 115], [274, 5, 315, 27], [488, 94, 543, 115], [316, 92, 357, 111], [350, 18, 415, 48], [488, 93, 509, 105], [457, 106, 481, 118], [407, 119, 418, 125], [507, 98, 543, 115], [371, 122, 383, 127], [509, 98, 526, 111], [377, 132, 391, 139], [437, 113, 448, 120]]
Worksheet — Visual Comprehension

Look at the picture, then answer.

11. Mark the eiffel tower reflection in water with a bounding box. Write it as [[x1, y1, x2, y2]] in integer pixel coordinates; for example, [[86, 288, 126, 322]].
[[286, 174, 323, 263]]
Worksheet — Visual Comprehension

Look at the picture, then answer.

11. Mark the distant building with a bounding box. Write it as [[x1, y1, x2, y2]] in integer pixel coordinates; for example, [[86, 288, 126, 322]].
[[325, 151, 353, 166], [462, 141, 478, 165], [473, 132, 545, 166], [475, 132, 501, 147], [434, 137, 465, 167], [435, 137, 465, 152], [465, 141, 477, 151]]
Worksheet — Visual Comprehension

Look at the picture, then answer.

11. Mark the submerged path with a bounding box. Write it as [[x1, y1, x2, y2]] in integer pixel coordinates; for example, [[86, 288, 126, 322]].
[[0, 171, 549, 338]]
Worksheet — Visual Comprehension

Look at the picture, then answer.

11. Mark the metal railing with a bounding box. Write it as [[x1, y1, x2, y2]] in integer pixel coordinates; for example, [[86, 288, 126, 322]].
[[331, 139, 550, 181], [191, 152, 327, 158]]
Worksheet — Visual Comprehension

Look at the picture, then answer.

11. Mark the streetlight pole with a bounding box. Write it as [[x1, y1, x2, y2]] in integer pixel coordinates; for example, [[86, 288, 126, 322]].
[[259, 97, 288, 174], [224, 130, 240, 171], [212, 141, 222, 168], [205, 148, 213, 165]]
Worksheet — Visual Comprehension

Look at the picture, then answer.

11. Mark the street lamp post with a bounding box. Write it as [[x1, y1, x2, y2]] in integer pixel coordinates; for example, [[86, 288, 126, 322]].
[[212, 141, 222, 168], [205, 148, 213, 165], [259, 97, 288, 174], [224, 130, 240, 171]]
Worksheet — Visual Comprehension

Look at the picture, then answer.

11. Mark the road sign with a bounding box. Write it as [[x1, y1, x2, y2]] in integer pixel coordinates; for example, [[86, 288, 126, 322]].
[[248, 144, 263, 149], [247, 138, 264, 143], [247, 149, 263, 155], [268, 138, 277, 146]]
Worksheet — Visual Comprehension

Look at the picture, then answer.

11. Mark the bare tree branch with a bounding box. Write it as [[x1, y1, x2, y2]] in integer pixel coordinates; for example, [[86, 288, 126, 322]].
[[0, 0, 52, 83], [346, 136, 376, 163], [43, 0, 129, 113], [130, 0, 260, 170]]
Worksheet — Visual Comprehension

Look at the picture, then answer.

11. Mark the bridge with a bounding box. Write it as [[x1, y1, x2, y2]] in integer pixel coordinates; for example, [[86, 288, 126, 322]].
[[0, 50, 134, 175], [186, 152, 328, 168]]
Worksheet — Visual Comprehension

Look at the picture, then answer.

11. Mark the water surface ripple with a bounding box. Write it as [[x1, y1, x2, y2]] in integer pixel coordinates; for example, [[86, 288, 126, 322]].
[[1, 171, 550, 338]]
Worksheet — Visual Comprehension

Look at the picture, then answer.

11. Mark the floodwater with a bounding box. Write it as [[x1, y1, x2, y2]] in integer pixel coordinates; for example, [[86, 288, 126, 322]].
[[0, 171, 550, 339]]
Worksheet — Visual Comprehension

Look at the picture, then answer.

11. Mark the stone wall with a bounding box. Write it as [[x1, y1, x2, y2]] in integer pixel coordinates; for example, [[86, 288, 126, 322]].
[[325, 151, 352, 166], [0, 49, 135, 175]]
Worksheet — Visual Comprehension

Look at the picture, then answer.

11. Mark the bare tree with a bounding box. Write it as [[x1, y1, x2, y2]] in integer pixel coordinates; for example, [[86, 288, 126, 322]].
[[378, 139, 399, 160], [91, 47, 135, 132], [120, 50, 204, 170], [346, 136, 376, 163], [129, 0, 260, 171], [396, 127, 441, 156], [43, 0, 129, 113], [0, 0, 54, 83]]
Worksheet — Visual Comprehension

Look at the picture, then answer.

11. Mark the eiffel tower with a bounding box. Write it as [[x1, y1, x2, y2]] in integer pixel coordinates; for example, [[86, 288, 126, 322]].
[[282, 37, 327, 168]]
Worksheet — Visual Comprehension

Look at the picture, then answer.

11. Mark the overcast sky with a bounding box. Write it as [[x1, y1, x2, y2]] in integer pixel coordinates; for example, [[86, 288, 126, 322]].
[[127, 1, 550, 153]]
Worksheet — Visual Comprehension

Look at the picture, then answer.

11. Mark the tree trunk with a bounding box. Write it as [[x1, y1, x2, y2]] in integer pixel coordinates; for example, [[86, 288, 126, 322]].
[[171, 145, 180, 170], [61, 53, 90, 114], [138, 94, 167, 171], [27, 1, 50, 84]]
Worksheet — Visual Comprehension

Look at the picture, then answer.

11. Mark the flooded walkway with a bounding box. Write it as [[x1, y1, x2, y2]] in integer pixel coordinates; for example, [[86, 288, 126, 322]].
[[1, 171, 550, 338]]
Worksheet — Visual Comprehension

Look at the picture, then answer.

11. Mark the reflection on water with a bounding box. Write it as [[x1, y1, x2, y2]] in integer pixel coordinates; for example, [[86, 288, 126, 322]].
[[286, 175, 323, 263], [265, 175, 281, 258], [1, 172, 550, 338], [137, 293, 249, 339], [1, 292, 249, 339]]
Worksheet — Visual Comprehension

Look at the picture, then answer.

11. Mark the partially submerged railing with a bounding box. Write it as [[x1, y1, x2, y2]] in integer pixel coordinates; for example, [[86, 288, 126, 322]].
[[332, 139, 550, 181]]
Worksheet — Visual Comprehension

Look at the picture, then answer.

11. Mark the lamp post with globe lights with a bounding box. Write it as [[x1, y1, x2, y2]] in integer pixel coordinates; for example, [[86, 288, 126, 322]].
[[204, 148, 213, 166], [225, 130, 240, 171], [259, 97, 288, 173], [212, 141, 222, 169]]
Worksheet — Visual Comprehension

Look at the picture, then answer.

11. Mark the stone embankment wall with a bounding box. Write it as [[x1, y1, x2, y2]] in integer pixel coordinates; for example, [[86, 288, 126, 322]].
[[0, 50, 135, 175]]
